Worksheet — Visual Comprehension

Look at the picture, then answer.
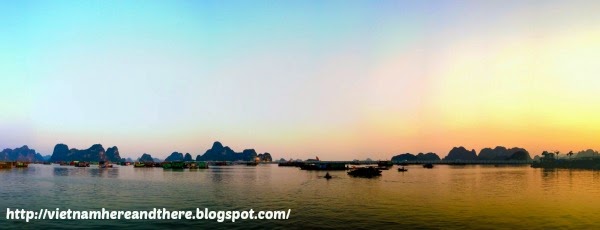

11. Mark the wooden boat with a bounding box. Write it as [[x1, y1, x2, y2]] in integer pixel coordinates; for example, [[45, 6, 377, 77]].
[[99, 161, 113, 168], [324, 172, 332, 179], [246, 162, 258, 166], [423, 163, 434, 169], [133, 162, 145, 168], [347, 167, 382, 178], [0, 162, 12, 169], [163, 161, 185, 170], [300, 163, 347, 171], [15, 162, 29, 168], [74, 162, 90, 167], [278, 161, 304, 167], [398, 167, 408, 172], [378, 161, 393, 167], [188, 162, 199, 169]]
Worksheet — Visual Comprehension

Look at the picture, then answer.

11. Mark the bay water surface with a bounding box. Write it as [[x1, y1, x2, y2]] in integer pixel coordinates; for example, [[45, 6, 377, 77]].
[[1, 164, 599, 229]]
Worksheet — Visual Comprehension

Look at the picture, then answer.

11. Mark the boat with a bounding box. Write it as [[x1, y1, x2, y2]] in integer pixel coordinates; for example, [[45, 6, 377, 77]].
[[246, 162, 258, 166], [99, 161, 113, 168], [0, 162, 12, 169], [278, 161, 304, 167], [423, 163, 434, 169], [15, 162, 29, 168], [300, 162, 347, 170], [75, 162, 90, 167], [43, 162, 52, 165], [214, 161, 229, 166], [133, 162, 145, 168], [167, 161, 185, 170], [347, 167, 382, 178], [188, 162, 199, 169], [324, 172, 332, 179], [377, 161, 393, 167], [398, 167, 408, 172]]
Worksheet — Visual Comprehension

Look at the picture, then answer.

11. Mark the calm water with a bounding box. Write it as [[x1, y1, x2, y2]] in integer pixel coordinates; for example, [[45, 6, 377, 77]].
[[1, 164, 599, 229]]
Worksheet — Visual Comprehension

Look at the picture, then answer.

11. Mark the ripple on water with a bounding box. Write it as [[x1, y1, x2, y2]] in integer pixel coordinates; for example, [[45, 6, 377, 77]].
[[1, 164, 599, 229]]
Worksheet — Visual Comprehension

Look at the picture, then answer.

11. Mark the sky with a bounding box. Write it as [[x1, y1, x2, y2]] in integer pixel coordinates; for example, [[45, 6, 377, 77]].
[[2, 0, 600, 160]]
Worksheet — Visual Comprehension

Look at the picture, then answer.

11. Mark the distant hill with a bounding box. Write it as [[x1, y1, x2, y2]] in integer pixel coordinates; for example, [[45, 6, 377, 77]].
[[575, 149, 600, 158], [49, 144, 123, 162], [164, 152, 184, 162], [444, 147, 478, 161], [0, 145, 45, 162], [138, 153, 154, 162], [195, 141, 272, 162], [392, 152, 440, 162], [478, 146, 531, 161]]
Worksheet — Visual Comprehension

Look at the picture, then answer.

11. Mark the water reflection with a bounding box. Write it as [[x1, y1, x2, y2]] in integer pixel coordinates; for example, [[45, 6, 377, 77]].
[[53, 167, 70, 177], [2, 164, 600, 229]]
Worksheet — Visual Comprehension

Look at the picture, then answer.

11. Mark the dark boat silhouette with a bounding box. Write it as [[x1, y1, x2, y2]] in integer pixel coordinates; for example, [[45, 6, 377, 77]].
[[423, 163, 434, 169], [398, 167, 408, 172], [324, 172, 332, 179], [347, 167, 382, 178]]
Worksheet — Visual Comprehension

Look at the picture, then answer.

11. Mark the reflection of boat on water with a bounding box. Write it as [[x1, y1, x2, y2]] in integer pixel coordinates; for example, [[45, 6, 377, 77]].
[[423, 163, 434, 169], [398, 167, 408, 172], [347, 167, 382, 178]]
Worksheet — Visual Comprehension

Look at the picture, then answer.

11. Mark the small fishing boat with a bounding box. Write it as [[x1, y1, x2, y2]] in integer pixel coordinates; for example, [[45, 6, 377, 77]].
[[398, 167, 408, 172], [324, 172, 332, 179], [133, 162, 145, 168], [423, 163, 434, 169], [15, 162, 29, 168], [246, 162, 258, 166]]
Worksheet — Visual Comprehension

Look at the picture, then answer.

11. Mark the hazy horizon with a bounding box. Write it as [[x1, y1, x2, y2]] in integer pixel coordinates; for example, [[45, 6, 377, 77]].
[[2, 1, 600, 160]]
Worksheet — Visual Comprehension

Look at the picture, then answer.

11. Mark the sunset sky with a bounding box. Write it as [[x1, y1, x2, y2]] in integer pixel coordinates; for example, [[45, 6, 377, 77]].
[[2, 0, 600, 160]]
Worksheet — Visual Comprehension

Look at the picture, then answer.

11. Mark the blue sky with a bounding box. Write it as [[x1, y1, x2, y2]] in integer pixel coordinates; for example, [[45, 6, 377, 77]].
[[2, 1, 600, 160]]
